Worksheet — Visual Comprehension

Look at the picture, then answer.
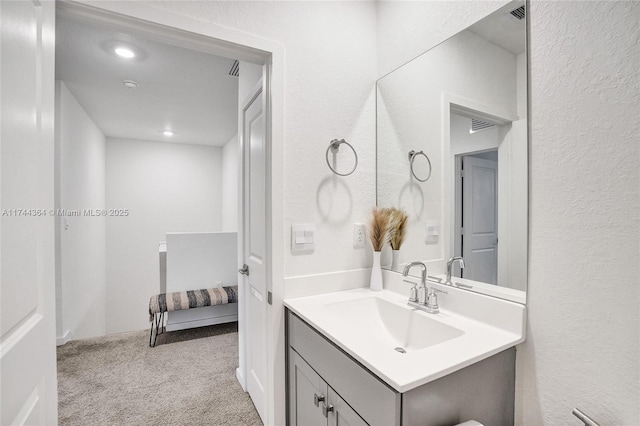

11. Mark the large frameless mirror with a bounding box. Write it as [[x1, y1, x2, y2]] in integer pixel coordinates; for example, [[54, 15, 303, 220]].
[[376, 1, 528, 303]]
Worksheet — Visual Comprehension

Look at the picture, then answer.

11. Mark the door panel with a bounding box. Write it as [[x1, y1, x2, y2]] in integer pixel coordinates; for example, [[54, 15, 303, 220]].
[[462, 156, 498, 284], [1, 1, 58, 424], [289, 349, 327, 426], [328, 387, 368, 426], [243, 85, 267, 421], [249, 114, 265, 263]]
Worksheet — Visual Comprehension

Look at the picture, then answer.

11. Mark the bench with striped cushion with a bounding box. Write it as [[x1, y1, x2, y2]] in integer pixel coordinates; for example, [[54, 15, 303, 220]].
[[148, 286, 238, 347]]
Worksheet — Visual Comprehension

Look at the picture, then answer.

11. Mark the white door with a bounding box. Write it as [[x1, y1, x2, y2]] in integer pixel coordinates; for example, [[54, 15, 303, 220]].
[[1, 1, 58, 424], [462, 155, 498, 284], [240, 84, 268, 421]]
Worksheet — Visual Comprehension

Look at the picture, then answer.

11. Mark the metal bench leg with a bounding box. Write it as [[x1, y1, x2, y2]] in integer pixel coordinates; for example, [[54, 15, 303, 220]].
[[149, 312, 163, 347]]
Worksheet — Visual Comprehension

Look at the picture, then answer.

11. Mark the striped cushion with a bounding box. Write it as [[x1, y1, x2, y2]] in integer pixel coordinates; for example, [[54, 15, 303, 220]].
[[149, 286, 238, 321]]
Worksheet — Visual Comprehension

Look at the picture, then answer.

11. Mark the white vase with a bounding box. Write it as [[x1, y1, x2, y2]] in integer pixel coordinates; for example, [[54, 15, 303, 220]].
[[391, 249, 400, 272], [370, 251, 383, 292]]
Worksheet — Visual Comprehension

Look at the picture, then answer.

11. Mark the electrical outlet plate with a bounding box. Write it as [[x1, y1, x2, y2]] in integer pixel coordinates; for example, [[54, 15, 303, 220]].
[[425, 220, 439, 244], [353, 223, 365, 248]]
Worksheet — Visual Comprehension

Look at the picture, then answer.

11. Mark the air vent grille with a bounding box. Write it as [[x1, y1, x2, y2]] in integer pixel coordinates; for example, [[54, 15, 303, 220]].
[[471, 118, 495, 133], [229, 60, 239, 77], [509, 5, 526, 21]]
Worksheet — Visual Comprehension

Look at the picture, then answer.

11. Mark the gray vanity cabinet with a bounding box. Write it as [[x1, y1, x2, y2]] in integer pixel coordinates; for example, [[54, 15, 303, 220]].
[[287, 310, 401, 426], [289, 349, 367, 426], [286, 309, 516, 426]]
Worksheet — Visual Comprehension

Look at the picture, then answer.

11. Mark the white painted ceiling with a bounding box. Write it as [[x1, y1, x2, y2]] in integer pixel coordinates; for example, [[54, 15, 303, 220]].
[[56, 16, 239, 147], [469, 2, 526, 55]]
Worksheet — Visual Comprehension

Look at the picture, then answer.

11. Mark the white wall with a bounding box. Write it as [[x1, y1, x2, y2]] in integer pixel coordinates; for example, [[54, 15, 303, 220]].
[[105, 138, 222, 333], [55, 81, 106, 342], [378, 1, 639, 424], [516, 1, 639, 424], [222, 134, 238, 232], [147, 1, 378, 279]]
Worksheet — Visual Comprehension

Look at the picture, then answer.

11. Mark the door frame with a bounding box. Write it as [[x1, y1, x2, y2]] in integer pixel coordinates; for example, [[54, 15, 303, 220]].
[[56, 2, 286, 424], [441, 92, 518, 285]]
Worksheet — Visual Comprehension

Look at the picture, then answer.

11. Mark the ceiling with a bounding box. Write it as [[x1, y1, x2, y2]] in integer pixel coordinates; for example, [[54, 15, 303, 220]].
[[468, 2, 526, 55], [56, 16, 239, 147]]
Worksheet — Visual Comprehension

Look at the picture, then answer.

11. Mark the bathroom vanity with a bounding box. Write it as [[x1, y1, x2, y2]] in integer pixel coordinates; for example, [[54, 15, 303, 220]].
[[285, 288, 525, 426]]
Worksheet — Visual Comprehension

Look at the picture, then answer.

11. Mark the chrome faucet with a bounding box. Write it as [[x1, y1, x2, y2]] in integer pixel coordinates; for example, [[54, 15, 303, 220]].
[[402, 261, 427, 305], [445, 256, 465, 286], [403, 261, 444, 314]]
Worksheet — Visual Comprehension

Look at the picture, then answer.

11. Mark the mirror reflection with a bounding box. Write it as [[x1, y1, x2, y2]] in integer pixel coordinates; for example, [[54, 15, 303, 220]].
[[376, 2, 528, 303]]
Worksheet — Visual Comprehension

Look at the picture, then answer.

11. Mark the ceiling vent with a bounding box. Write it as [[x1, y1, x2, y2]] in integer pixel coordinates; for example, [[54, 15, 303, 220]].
[[229, 60, 239, 77], [508, 5, 526, 21], [470, 118, 495, 133]]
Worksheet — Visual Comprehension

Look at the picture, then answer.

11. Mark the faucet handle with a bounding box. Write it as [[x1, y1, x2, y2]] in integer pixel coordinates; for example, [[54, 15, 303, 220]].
[[425, 286, 446, 314], [403, 279, 418, 303]]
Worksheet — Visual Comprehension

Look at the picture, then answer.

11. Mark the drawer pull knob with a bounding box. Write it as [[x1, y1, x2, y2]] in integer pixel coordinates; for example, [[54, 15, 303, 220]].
[[322, 403, 334, 417], [314, 393, 325, 407]]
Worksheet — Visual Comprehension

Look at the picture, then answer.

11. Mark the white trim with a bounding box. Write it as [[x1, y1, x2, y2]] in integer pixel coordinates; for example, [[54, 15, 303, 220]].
[[56, 330, 73, 347], [57, 3, 286, 424], [442, 93, 514, 269], [235, 368, 246, 392], [442, 93, 527, 303]]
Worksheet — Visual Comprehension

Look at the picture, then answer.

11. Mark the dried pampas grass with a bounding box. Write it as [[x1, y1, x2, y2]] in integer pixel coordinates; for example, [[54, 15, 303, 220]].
[[369, 207, 391, 252], [388, 208, 408, 250]]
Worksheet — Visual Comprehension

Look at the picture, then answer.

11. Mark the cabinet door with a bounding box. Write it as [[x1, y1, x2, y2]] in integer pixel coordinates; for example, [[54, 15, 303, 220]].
[[289, 349, 328, 426], [327, 387, 368, 426]]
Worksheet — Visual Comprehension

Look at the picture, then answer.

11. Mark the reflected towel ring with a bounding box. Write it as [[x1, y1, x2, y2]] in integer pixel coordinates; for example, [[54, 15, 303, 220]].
[[408, 150, 432, 182], [326, 139, 358, 176]]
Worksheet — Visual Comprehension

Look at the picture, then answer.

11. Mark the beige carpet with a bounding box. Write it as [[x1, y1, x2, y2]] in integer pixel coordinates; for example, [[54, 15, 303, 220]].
[[57, 323, 262, 426]]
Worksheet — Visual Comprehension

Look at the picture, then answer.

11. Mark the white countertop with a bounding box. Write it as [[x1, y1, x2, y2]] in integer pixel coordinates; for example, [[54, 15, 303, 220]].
[[285, 288, 525, 393]]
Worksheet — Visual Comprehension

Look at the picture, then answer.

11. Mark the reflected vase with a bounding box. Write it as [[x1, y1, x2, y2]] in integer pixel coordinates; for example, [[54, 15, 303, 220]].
[[391, 249, 400, 272], [370, 251, 383, 292]]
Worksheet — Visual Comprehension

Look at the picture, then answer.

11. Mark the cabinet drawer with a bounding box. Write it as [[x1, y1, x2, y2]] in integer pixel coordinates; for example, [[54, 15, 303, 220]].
[[288, 311, 400, 426]]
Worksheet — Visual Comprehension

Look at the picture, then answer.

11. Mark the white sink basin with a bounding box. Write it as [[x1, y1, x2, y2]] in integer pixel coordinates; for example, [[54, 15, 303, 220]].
[[285, 288, 525, 392], [324, 297, 463, 352]]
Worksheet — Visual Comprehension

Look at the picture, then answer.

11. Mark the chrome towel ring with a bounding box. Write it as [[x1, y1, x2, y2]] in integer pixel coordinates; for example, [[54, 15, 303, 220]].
[[326, 139, 358, 176], [408, 150, 432, 182]]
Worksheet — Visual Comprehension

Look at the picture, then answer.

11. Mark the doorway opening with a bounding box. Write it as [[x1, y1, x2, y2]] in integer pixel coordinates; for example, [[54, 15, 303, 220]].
[[450, 109, 508, 285], [53, 3, 273, 424], [454, 149, 499, 284]]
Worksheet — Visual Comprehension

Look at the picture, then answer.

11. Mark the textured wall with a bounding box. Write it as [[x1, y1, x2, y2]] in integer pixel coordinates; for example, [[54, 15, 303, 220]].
[[147, 1, 378, 278], [56, 81, 107, 341], [105, 138, 222, 333], [516, 1, 639, 424]]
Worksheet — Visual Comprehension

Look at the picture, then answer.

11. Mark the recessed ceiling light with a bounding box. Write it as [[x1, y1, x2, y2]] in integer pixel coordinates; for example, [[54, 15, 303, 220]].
[[163, 130, 173, 137], [114, 47, 135, 58], [123, 80, 138, 89]]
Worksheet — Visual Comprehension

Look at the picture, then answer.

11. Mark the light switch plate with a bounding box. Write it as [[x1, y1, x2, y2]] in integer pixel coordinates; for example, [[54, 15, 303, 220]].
[[291, 223, 315, 253]]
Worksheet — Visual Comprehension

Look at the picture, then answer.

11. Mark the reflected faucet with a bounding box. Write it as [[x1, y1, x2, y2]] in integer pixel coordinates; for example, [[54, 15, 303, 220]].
[[445, 257, 465, 285], [403, 262, 428, 304]]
